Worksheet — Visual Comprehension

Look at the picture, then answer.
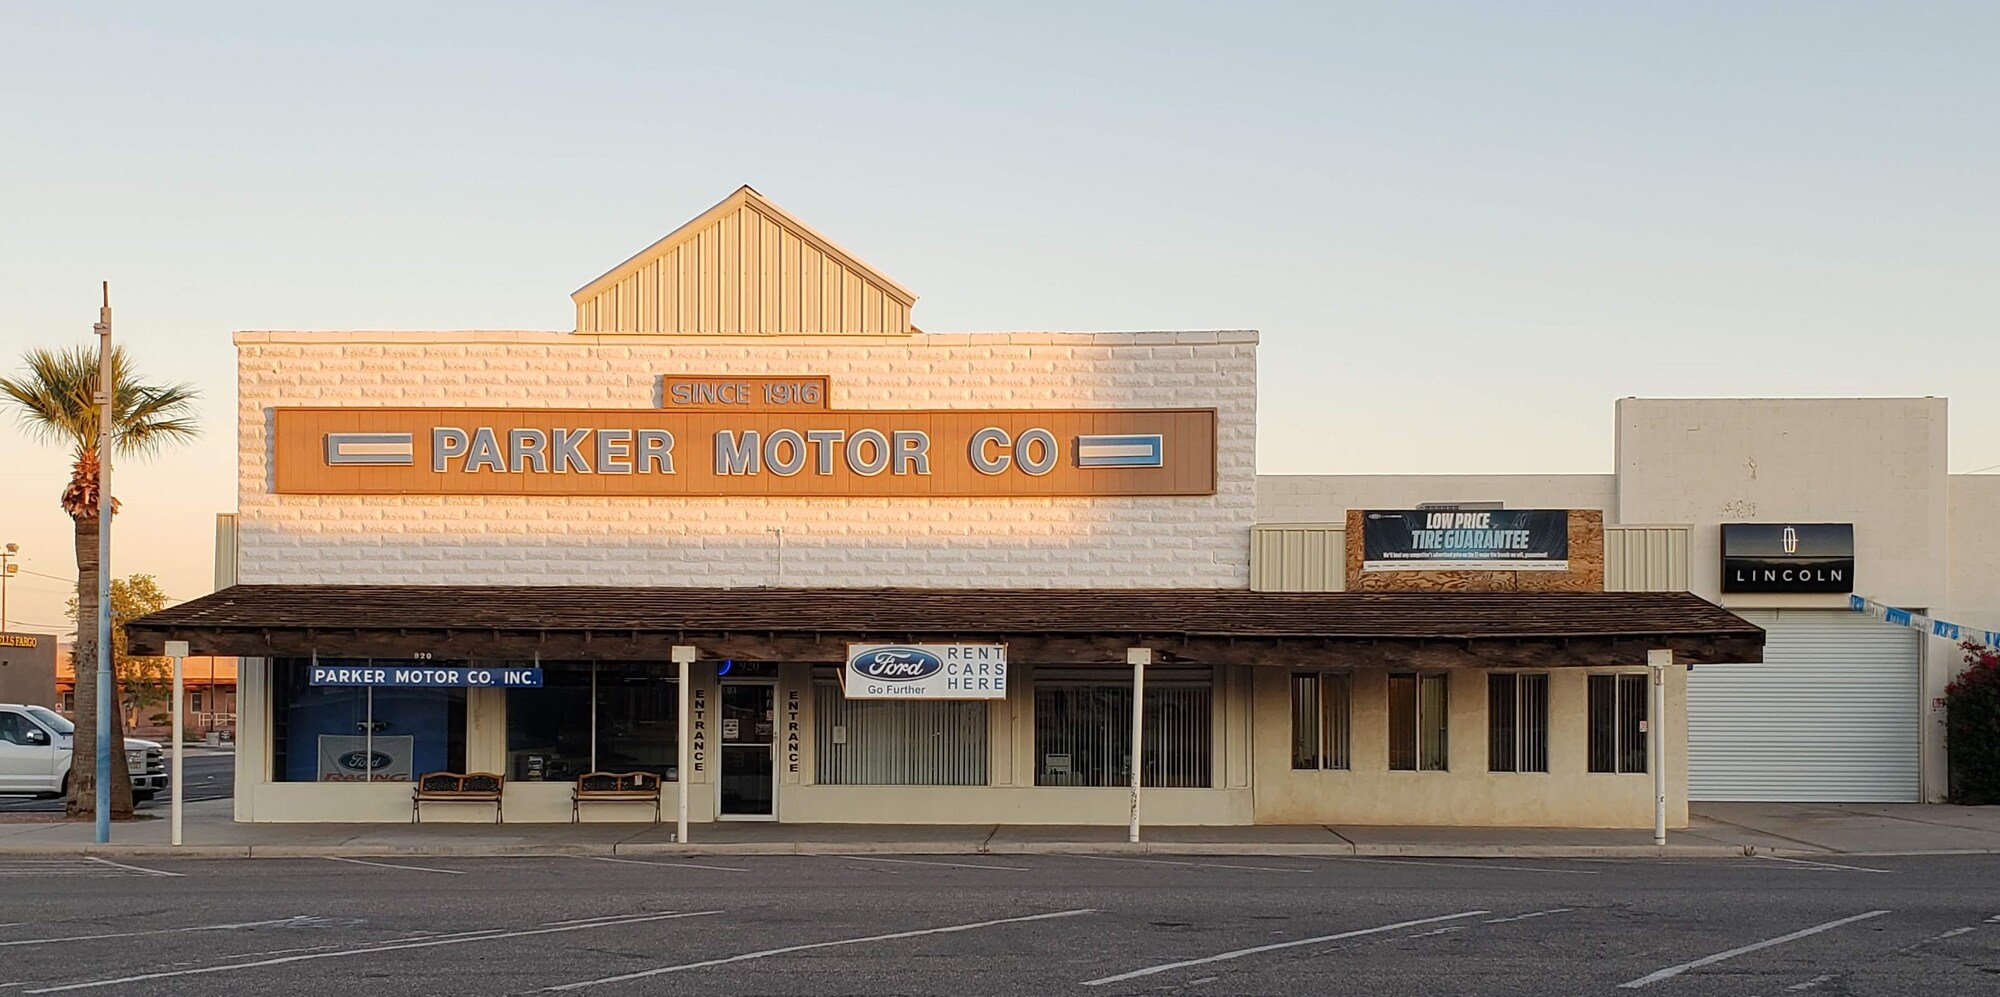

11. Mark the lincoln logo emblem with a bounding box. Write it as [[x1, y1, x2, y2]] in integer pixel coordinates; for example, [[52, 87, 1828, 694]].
[[1782, 526, 1799, 554]]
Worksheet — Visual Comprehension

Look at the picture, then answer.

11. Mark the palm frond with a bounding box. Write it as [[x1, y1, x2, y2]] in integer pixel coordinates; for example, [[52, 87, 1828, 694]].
[[0, 343, 202, 461]]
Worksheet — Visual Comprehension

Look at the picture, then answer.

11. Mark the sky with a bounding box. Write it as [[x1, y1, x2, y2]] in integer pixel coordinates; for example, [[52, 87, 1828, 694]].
[[1, 2, 1995, 633]]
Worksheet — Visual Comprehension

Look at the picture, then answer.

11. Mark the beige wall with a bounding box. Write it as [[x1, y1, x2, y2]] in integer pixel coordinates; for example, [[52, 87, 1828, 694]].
[[237, 652, 1683, 828], [1616, 397, 1952, 799], [1250, 666, 1689, 829], [1256, 474, 1616, 523]]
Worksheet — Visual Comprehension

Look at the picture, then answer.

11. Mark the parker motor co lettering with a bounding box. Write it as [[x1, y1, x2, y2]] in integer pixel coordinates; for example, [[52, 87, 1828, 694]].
[[428, 426, 1076, 478]]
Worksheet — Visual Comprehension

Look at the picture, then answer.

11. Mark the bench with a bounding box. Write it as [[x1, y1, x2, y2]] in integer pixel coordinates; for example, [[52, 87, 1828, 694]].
[[571, 771, 663, 824], [411, 772, 504, 823]]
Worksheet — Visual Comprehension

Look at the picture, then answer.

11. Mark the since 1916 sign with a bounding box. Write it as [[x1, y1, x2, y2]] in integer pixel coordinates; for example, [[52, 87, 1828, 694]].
[[844, 644, 1008, 700]]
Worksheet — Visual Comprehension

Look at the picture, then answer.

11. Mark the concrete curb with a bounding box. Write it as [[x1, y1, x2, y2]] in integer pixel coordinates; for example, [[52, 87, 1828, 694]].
[[3, 841, 1977, 860]]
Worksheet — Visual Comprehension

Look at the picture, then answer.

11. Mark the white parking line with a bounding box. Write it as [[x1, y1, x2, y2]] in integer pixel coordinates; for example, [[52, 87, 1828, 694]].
[[1754, 855, 1892, 874], [833, 855, 1030, 872], [23, 910, 720, 993], [1062, 854, 1312, 874], [0, 917, 307, 949], [323, 857, 464, 876], [1082, 910, 1489, 986], [545, 908, 1095, 991], [1616, 910, 1891, 989], [539, 911, 681, 927], [1332, 857, 1599, 876], [1485, 908, 1575, 923], [583, 856, 749, 873], [84, 858, 181, 878]]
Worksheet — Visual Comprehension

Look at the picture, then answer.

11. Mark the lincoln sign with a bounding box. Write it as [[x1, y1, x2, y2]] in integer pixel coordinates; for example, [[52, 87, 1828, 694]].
[[1722, 523, 1855, 593], [274, 393, 1215, 498]]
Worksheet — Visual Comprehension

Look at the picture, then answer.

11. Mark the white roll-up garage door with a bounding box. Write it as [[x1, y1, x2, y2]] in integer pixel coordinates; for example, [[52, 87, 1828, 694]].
[[1688, 608, 1921, 802]]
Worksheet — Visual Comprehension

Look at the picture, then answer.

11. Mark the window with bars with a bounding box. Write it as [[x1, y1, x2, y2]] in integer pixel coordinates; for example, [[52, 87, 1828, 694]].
[[1289, 673, 1352, 770], [1487, 672, 1549, 773], [812, 684, 988, 786], [1388, 672, 1449, 771], [1588, 673, 1650, 774], [1034, 681, 1212, 788]]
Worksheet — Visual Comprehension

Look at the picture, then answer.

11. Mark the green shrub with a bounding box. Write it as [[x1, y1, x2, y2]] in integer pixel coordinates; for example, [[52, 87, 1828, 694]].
[[1945, 641, 2000, 804]]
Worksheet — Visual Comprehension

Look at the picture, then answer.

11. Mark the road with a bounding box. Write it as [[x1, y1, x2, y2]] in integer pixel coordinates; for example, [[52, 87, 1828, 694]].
[[0, 751, 233, 813], [1, 851, 1994, 995]]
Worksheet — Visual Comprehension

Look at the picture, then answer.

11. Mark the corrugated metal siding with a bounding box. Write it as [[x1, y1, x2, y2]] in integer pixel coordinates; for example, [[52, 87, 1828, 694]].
[[1688, 608, 1921, 802], [574, 196, 913, 336], [1604, 525, 1691, 592], [214, 513, 238, 589], [1250, 524, 1346, 592]]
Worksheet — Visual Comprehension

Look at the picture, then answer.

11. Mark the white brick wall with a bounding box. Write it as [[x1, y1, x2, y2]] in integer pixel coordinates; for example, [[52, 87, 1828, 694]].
[[236, 330, 1257, 588]]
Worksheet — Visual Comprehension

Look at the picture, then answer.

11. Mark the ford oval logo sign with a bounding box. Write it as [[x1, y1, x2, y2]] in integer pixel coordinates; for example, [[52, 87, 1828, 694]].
[[849, 647, 944, 682], [338, 750, 394, 772]]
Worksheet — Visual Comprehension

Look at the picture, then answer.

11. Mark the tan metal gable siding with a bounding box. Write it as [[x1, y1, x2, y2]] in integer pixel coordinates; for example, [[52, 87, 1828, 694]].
[[1603, 524, 1691, 592], [574, 194, 913, 335], [1249, 524, 1346, 592]]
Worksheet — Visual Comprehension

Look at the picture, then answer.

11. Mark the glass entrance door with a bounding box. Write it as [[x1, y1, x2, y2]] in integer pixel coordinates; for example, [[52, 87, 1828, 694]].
[[718, 683, 776, 819]]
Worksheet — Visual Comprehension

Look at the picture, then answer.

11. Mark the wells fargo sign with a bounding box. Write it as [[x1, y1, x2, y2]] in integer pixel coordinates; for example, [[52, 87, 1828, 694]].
[[273, 377, 1216, 497]]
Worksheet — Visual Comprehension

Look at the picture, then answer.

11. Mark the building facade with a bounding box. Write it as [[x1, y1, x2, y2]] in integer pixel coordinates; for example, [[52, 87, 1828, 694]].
[[1259, 397, 2000, 805], [134, 187, 1760, 829]]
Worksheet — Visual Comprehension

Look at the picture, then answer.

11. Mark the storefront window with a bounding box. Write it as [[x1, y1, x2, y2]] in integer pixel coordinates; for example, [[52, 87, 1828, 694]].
[[1588, 673, 1649, 774], [269, 658, 466, 783], [1290, 672, 1351, 771], [1389, 672, 1449, 771], [505, 662, 678, 783], [1034, 672, 1211, 788], [812, 683, 987, 786]]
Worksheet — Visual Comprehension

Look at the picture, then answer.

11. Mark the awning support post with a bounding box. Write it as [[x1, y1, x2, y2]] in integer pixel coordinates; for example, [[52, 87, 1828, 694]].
[[671, 644, 696, 845], [165, 641, 189, 847], [1648, 648, 1672, 847], [1127, 647, 1151, 844]]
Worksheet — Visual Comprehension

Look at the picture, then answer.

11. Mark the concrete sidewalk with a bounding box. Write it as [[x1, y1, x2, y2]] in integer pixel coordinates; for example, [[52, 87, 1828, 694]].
[[5, 800, 2000, 859]]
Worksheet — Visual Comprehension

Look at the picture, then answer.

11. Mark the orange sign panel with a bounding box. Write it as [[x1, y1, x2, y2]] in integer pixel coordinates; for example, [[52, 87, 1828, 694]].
[[275, 407, 1216, 497], [661, 375, 829, 411]]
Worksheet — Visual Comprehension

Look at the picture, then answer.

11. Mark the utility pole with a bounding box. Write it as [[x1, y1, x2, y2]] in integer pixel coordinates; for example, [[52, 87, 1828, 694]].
[[94, 282, 113, 845], [0, 543, 17, 633]]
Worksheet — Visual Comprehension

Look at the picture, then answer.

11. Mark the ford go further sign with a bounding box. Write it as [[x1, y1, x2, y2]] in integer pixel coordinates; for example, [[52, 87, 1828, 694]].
[[844, 643, 1008, 700]]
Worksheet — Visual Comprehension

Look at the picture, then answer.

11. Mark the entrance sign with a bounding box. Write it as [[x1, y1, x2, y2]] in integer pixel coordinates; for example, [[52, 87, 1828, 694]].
[[273, 404, 1215, 497], [844, 643, 1008, 699], [1723, 523, 1855, 593], [1362, 509, 1571, 572], [309, 665, 544, 688]]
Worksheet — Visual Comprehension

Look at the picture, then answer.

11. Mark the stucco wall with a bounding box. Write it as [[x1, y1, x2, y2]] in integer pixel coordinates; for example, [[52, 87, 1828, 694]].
[[1255, 474, 1617, 523], [1948, 474, 2000, 638], [1250, 666, 1689, 829], [1617, 397, 1952, 800], [235, 330, 1256, 589]]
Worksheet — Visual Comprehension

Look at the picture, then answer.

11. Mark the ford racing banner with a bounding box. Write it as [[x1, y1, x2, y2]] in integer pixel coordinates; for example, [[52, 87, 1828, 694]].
[[1362, 509, 1570, 572], [316, 735, 415, 782], [844, 643, 1008, 699]]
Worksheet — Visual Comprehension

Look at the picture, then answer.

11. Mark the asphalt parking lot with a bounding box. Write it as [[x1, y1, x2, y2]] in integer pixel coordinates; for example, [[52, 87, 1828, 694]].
[[2, 851, 1994, 996], [0, 753, 234, 814]]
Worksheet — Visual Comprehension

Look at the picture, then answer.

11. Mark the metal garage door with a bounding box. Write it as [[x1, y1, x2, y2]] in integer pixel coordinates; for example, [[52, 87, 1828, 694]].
[[1688, 608, 1921, 802]]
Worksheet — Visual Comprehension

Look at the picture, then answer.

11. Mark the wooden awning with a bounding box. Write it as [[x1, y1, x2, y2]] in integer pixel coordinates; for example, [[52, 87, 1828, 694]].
[[127, 586, 1763, 669]]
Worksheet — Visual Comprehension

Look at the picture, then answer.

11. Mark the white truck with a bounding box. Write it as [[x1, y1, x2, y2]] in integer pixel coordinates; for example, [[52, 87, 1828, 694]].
[[0, 703, 169, 803]]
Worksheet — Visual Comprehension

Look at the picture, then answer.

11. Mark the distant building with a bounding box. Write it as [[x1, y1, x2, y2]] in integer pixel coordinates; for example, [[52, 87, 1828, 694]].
[[0, 632, 58, 706]]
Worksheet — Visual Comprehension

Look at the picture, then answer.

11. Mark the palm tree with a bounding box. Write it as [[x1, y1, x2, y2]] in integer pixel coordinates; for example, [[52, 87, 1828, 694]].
[[0, 345, 198, 819]]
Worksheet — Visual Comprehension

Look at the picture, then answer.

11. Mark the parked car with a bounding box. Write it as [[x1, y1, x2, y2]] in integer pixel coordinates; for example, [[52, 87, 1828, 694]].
[[0, 704, 169, 802]]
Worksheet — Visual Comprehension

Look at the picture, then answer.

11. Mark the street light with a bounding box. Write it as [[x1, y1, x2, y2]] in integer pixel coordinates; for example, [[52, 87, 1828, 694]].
[[0, 543, 17, 634]]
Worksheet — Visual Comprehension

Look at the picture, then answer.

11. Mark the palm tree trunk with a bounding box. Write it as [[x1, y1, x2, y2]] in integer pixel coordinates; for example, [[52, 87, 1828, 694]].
[[65, 514, 134, 819]]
